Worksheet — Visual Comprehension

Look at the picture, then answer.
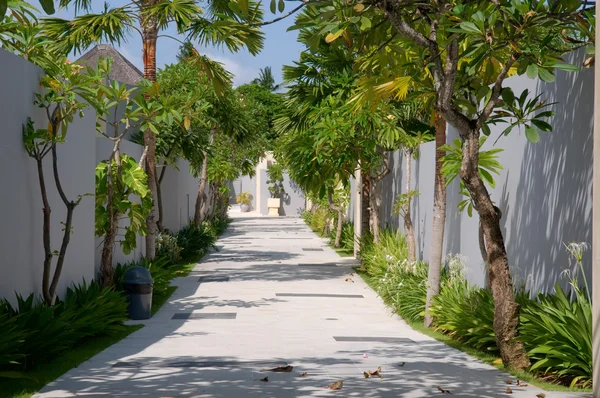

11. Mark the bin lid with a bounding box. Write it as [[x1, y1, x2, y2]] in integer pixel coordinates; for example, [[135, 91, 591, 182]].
[[123, 266, 153, 285]]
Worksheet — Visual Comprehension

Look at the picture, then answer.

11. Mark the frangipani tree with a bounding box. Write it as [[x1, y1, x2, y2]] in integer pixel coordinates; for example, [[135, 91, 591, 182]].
[[277, 0, 593, 369], [42, 0, 265, 259]]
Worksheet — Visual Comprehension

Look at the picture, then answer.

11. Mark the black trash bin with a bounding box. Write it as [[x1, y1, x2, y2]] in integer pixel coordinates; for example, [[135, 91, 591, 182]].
[[123, 266, 153, 320]]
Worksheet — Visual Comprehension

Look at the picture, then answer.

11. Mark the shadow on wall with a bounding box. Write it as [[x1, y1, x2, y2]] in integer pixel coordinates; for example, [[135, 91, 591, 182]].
[[507, 51, 593, 294]]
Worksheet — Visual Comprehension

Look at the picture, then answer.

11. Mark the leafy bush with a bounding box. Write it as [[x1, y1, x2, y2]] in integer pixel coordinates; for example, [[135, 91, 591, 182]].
[[176, 222, 217, 258], [156, 232, 182, 264], [0, 281, 127, 369], [431, 280, 496, 351], [358, 229, 593, 388], [327, 222, 355, 251], [520, 283, 592, 387]]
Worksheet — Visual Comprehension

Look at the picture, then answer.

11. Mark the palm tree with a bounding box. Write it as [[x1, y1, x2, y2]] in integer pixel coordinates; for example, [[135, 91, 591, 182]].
[[252, 66, 278, 91], [42, 0, 265, 259]]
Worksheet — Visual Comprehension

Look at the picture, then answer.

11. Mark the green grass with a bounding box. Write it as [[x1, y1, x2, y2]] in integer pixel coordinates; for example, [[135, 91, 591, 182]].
[[1, 324, 144, 398], [355, 269, 591, 393], [334, 247, 354, 257]]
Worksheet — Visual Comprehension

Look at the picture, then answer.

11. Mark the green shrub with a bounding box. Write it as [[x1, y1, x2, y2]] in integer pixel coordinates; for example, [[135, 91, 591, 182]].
[[156, 233, 182, 264], [431, 280, 496, 351], [327, 222, 355, 251], [176, 222, 217, 258], [0, 281, 127, 369], [520, 283, 592, 387]]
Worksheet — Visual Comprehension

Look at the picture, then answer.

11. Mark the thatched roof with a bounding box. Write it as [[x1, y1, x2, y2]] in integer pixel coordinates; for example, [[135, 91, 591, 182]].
[[76, 44, 143, 85]]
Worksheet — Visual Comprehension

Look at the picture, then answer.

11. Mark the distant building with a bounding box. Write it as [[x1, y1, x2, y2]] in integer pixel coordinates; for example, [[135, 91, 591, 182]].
[[76, 44, 143, 85]]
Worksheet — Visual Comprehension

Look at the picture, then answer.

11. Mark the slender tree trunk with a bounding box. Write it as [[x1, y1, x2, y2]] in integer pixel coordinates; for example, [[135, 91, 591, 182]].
[[460, 131, 529, 370], [361, 171, 370, 234], [404, 149, 416, 262], [47, 144, 77, 304], [156, 150, 171, 232], [369, 181, 381, 244], [424, 114, 447, 327], [36, 156, 54, 305], [327, 188, 343, 248], [194, 128, 215, 226], [142, 24, 159, 260]]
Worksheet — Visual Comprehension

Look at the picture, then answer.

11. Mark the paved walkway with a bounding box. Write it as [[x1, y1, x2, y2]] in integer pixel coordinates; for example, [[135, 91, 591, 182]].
[[36, 215, 589, 398]]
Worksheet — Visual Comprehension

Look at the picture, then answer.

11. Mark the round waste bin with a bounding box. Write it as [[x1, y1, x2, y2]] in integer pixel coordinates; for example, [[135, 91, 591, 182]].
[[123, 266, 153, 320]]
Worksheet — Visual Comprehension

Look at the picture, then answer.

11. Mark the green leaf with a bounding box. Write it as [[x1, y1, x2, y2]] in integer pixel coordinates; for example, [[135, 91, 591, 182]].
[[39, 0, 55, 14], [525, 125, 540, 143], [0, 371, 38, 381], [526, 63, 539, 79], [238, 0, 248, 16], [269, 0, 276, 14], [459, 21, 481, 34], [531, 119, 552, 132], [537, 68, 556, 83], [360, 16, 371, 30], [553, 63, 580, 72], [502, 87, 515, 107], [278, 0, 284, 13], [0, 0, 7, 19]]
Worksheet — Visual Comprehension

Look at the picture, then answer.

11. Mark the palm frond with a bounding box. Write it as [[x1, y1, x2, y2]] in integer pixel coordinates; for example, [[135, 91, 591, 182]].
[[144, 0, 203, 33], [186, 51, 233, 95], [41, 5, 134, 54], [186, 16, 264, 55]]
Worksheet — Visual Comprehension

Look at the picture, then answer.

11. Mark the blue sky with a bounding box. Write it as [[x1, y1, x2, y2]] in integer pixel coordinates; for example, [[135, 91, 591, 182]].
[[54, 1, 304, 86]]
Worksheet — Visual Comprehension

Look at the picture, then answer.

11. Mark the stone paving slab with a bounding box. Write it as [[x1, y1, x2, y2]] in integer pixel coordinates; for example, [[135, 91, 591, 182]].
[[34, 214, 591, 398]]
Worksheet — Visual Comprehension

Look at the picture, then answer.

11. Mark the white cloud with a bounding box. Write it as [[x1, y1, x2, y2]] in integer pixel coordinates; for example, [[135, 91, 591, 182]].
[[205, 53, 259, 87]]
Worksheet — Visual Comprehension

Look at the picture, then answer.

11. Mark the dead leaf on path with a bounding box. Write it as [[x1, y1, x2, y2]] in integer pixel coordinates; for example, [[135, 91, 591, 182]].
[[536, 393, 546, 398], [349, 273, 354, 276], [505, 378, 512, 384], [396, 362, 406, 367], [506, 387, 513, 394], [298, 372, 308, 377], [516, 380, 528, 387], [363, 371, 370, 378], [262, 365, 293, 372], [327, 380, 343, 390], [492, 358, 503, 365], [345, 277, 354, 282], [437, 386, 452, 394], [260, 376, 268, 382]]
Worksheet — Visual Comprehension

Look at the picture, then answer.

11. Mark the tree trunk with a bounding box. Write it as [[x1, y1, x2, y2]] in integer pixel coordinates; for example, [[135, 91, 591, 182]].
[[36, 156, 54, 305], [369, 181, 381, 244], [361, 171, 370, 234], [156, 149, 172, 232], [194, 128, 215, 226], [47, 144, 77, 304], [424, 114, 447, 328], [327, 188, 344, 248], [142, 25, 158, 260], [404, 149, 416, 262], [460, 131, 529, 370]]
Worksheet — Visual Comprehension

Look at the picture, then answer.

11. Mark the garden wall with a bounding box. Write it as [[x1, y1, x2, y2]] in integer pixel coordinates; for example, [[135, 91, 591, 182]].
[[352, 49, 593, 294], [258, 171, 306, 217], [0, 48, 202, 303], [0, 49, 96, 304]]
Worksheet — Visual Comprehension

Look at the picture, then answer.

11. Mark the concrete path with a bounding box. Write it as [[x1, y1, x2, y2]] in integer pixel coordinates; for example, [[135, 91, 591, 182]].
[[36, 215, 590, 398]]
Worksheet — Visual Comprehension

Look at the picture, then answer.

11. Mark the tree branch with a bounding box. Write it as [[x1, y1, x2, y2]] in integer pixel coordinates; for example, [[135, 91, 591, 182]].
[[251, 1, 308, 27], [476, 54, 518, 129]]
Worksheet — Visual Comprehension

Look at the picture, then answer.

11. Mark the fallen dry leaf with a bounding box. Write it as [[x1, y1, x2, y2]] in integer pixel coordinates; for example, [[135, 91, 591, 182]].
[[505, 378, 512, 384], [437, 386, 451, 394], [345, 277, 353, 282], [396, 362, 406, 367], [298, 372, 308, 377], [349, 273, 355, 276], [262, 365, 293, 373], [363, 371, 370, 378], [516, 380, 528, 387], [327, 380, 343, 390], [492, 358, 503, 365], [536, 394, 546, 398], [260, 376, 268, 382], [506, 387, 513, 394]]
